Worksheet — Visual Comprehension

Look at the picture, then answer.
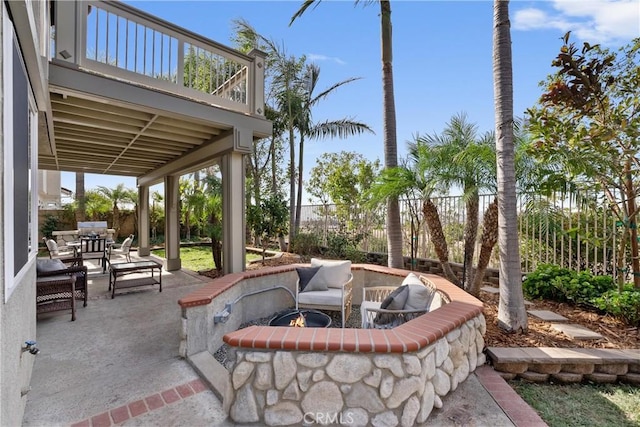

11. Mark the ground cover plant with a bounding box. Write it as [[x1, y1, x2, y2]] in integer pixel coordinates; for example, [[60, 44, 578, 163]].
[[512, 381, 640, 427]]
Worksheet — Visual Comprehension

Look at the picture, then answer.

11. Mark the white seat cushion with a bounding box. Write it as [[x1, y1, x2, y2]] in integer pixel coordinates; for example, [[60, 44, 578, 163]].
[[297, 288, 343, 306], [360, 300, 381, 329]]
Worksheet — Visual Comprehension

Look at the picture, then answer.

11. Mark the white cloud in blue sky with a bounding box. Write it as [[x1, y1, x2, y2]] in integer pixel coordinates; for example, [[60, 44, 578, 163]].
[[307, 53, 346, 65], [513, 0, 640, 44]]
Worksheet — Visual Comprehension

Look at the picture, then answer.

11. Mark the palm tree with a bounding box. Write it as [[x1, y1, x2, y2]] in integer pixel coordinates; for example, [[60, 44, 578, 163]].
[[291, 0, 403, 268], [493, 0, 527, 332], [415, 113, 496, 290], [293, 63, 374, 234], [96, 183, 131, 239]]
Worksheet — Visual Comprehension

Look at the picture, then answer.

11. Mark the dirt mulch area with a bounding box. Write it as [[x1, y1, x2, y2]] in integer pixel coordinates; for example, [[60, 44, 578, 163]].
[[199, 253, 640, 349], [481, 290, 640, 349]]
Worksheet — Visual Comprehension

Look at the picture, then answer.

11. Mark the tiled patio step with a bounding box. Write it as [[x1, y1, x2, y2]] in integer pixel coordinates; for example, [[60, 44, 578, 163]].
[[487, 347, 640, 384]]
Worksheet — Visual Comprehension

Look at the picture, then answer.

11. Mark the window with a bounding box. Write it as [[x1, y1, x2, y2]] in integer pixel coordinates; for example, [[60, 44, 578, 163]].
[[3, 4, 39, 302]]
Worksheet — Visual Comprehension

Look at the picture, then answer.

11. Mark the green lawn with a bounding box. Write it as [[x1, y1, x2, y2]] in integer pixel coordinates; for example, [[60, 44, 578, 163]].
[[152, 246, 262, 271], [512, 381, 640, 427]]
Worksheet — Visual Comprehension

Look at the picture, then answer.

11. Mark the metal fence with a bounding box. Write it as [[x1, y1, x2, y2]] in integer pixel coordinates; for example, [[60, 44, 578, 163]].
[[298, 193, 622, 277]]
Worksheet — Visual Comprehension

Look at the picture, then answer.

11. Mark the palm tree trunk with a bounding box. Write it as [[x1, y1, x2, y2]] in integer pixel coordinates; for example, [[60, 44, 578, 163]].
[[288, 123, 296, 251], [493, 0, 527, 332], [380, 0, 403, 268], [75, 172, 86, 223], [295, 134, 305, 235], [423, 199, 460, 286], [469, 199, 498, 296], [270, 136, 278, 194], [624, 160, 640, 287], [464, 192, 479, 287]]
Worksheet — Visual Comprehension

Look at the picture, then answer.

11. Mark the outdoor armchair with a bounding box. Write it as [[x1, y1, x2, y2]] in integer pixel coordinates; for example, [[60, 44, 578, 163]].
[[295, 258, 353, 327], [43, 237, 76, 259], [360, 273, 449, 329], [109, 234, 134, 263], [36, 257, 89, 321]]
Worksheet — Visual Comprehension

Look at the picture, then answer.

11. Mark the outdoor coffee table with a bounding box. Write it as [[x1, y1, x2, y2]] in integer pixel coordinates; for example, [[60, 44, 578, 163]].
[[109, 260, 162, 299]]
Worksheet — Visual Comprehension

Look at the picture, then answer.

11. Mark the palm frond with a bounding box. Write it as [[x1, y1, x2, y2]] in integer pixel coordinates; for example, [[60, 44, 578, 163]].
[[289, 0, 321, 26], [307, 119, 374, 139]]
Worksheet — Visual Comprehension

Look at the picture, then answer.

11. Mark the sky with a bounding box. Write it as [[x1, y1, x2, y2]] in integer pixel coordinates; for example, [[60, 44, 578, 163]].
[[60, 0, 640, 201]]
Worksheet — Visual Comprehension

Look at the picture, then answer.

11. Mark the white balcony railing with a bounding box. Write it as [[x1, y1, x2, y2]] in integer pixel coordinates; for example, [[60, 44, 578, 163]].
[[53, 0, 265, 116]]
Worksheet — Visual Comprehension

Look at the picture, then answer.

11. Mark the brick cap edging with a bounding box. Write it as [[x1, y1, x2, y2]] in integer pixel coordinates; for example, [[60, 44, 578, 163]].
[[223, 301, 482, 353]]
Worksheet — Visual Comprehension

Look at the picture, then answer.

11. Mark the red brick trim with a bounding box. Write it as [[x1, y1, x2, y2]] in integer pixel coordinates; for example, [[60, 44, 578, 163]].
[[69, 379, 209, 427]]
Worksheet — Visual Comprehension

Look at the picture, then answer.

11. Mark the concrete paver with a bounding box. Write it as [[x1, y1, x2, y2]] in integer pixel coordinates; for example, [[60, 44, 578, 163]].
[[551, 323, 604, 340], [528, 310, 569, 322]]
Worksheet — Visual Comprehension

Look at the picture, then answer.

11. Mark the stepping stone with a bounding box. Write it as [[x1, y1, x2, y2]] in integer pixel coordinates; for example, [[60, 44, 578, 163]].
[[527, 310, 568, 322], [551, 323, 603, 340], [481, 286, 499, 294]]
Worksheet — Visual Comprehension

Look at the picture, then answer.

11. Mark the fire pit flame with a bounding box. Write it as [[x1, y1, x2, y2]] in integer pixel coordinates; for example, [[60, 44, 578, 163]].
[[289, 313, 306, 327]]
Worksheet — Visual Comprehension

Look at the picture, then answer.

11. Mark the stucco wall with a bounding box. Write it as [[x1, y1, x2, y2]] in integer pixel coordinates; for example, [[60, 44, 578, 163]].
[[0, 266, 37, 426]]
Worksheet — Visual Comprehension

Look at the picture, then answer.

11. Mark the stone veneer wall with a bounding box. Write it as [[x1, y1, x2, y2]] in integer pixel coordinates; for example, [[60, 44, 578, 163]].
[[178, 264, 486, 426], [227, 317, 486, 426]]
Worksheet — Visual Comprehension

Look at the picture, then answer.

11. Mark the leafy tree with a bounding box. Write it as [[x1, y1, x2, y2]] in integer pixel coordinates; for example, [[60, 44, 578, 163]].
[[493, 0, 527, 332], [291, 0, 403, 269], [527, 34, 640, 287], [308, 151, 381, 248], [247, 193, 289, 261]]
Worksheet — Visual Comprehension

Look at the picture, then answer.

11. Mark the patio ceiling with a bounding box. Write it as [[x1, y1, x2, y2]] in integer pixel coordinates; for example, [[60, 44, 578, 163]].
[[40, 91, 228, 179]]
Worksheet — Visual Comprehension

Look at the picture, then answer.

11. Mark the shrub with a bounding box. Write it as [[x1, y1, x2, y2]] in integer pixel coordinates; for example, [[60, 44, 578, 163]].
[[40, 214, 59, 240], [592, 286, 640, 326], [291, 233, 321, 256], [523, 264, 615, 305], [523, 264, 574, 301], [555, 271, 615, 305]]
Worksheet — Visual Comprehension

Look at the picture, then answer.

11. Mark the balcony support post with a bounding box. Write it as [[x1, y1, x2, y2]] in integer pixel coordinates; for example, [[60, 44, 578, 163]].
[[248, 48, 266, 117], [138, 185, 150, 256], [164, 174, 181, 271], [54, 0, 86, 65], [221, 148, 247, 274]]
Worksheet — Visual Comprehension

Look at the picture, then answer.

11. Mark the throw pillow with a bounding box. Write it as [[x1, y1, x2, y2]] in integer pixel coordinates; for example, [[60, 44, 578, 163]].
[[380, 285, 409, 310], [301, 266, 329, 292], [36, 259, 66, 274], [401, 272, 423, 287], [310, 258, 351, 289], [376, 285, 410, 326], [404, 284, 436, 312], [296, 266, 321, 292]]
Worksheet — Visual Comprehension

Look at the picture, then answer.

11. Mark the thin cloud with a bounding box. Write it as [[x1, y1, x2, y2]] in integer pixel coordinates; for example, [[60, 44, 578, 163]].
[[513, 0, 639, 44], [307, 53, 346, 65]]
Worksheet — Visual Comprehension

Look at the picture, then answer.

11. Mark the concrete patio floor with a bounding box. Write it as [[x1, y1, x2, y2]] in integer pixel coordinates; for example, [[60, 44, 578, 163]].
[[24, 254, 532, 426]]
